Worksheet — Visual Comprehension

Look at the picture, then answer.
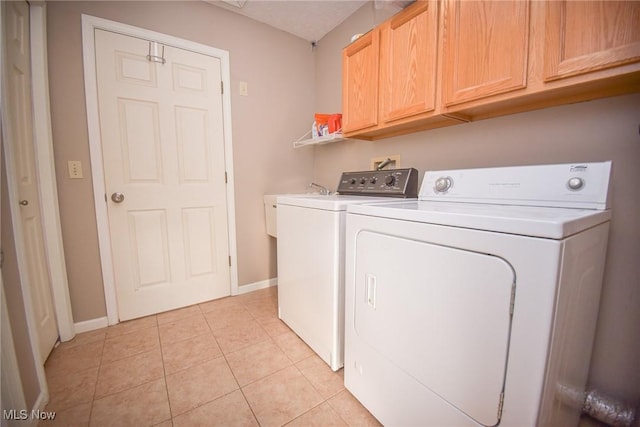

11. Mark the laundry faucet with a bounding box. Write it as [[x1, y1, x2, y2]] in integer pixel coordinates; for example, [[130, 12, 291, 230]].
[[309, 182, 331, 195]]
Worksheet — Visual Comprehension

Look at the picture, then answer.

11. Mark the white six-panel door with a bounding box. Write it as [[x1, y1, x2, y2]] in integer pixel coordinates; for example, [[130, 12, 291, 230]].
[[2, 0, 59, 363], [94, 29, 230, 321]]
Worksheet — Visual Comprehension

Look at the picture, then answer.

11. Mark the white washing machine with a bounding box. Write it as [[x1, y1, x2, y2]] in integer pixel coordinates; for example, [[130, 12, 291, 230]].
[[277, 168, 418, 371], [344, 162, 612, 426]]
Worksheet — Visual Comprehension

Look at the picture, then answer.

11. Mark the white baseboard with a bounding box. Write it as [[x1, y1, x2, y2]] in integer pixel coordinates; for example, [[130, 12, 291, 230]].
[[71, 280, 277, 334], [238, 278, 277, 294], [73, 316, 109, 334]]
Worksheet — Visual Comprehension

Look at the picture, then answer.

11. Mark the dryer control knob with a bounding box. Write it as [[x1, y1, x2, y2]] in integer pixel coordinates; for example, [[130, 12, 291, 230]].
[[434, 176, 453, 193], [384, 175, 396, 186], [567, 177, 585, 191]]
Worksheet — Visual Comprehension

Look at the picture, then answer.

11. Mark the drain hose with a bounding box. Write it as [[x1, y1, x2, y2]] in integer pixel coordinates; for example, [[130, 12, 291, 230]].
[[582, 388, 637, 427]]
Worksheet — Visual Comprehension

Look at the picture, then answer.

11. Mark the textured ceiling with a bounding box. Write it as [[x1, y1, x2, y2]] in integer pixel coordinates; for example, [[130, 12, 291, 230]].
[[206, 0, 380, 42]]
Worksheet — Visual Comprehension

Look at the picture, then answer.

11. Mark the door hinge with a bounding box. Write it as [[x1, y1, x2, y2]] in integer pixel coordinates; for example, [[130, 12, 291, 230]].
[[221, 81, 224, 94], [228, 256, 231, 267], [104, 193, 107, 203], [225, 172, 228, 183], [497, 392, 505, 420]]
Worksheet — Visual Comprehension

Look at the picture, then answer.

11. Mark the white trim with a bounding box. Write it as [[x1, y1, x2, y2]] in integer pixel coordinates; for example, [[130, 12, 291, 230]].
[[238, 278, 278, 295], [67, 279, 274, 334], [81, 16, 118, 326], [31, 389, 48, 419], [1, 281, 28, 414], [74, 316, 109, 334], [81, 15, 238, 324], [30, 3, 75, 343]]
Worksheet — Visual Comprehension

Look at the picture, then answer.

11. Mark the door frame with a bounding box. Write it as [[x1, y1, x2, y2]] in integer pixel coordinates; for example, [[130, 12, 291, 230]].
[[81, 15, 239, 325], [30, 4, 75, 343]]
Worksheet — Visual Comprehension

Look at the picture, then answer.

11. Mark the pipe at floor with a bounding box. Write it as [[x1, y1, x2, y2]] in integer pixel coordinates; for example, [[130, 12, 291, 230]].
[[556, 384, 637, 427], [582, 389, 637, 427]]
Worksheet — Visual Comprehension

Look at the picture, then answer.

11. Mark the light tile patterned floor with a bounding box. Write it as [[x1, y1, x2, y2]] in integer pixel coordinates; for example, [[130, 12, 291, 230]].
[[41, 287, 382, 427]]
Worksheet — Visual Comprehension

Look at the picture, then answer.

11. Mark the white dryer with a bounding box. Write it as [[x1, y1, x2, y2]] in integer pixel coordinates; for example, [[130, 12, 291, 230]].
[[344, 162, 612, 426]]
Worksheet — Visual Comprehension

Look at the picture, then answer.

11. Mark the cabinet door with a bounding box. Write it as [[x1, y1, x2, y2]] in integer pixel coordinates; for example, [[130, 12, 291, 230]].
[[442, 0, 530, 106], [380, 1, 438, 123], [544, 1, 640, 81], [343, 31, 379, 133]]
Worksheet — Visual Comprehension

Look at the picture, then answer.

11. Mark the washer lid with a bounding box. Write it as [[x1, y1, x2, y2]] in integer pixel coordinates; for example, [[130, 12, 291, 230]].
[[277, 194, 402, 211], [347, 201, 611, 239]]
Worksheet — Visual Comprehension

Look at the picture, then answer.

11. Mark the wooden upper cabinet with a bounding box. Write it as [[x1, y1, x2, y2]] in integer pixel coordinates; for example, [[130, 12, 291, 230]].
[[379, 1, 438, 124], [342, 30, 380, 133], [442, 0, 530, 107], [342, 0, 639, 140], [544, 1, 640, 81]]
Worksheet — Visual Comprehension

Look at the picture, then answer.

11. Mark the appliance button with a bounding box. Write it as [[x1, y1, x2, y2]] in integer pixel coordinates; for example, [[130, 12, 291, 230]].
[[567, 177, 585, 191], [385, 175, 396, 186], [360, 177, 367, 184], [434, 176, 453, 193], [370, 177, 378, 184]]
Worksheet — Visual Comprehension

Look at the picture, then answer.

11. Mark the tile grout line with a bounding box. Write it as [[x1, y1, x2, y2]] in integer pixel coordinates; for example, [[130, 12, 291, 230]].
[[91, 316, 167, 422], [152, 298, 273, 423], [156, 315, 174, 425], [325, 390, 356, 427], [201, 297, 264, 426], [236, 292, 337, 427], [88, 323, 109, 425], [162, 304, 237, 422]]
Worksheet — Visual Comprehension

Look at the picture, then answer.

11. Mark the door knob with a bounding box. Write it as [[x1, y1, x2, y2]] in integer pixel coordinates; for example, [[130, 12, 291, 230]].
[[111, 192, 125, 203], [19, 200, 29, 206]]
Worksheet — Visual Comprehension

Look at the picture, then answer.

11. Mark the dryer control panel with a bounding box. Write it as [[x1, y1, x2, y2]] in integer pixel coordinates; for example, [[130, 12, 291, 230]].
[[337, 168, 419, 198], [420, 161, 612, 210]]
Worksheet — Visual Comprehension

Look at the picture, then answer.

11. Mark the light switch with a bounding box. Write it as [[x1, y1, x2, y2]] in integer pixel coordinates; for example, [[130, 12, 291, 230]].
[[239, 81, 248, 96], [68, 160, 83, 179]]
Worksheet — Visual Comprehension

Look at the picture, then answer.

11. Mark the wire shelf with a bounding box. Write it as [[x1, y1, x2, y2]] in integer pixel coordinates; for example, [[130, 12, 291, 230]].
[[293, 129, 349, 148]]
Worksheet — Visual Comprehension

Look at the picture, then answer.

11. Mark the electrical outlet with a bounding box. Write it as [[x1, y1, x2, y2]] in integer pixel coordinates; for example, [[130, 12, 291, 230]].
[[68, 160, 83, 179], [239, 81, 248, 96]]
